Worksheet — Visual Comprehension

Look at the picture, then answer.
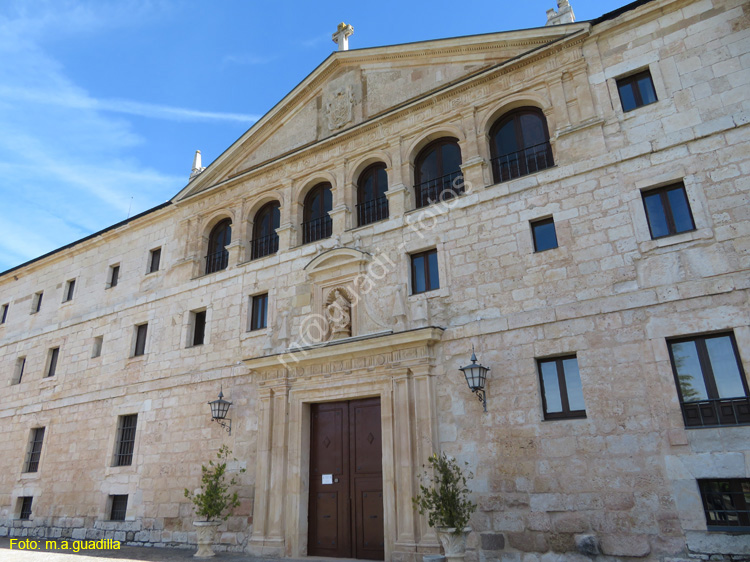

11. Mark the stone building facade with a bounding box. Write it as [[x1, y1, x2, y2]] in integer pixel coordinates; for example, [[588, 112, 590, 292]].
[[1, 0, 749, 560]]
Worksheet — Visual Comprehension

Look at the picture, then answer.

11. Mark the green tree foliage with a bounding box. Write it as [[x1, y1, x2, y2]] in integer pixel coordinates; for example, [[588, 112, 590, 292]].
[[412, 452, 476, 534], [184, 445, 246, 521]]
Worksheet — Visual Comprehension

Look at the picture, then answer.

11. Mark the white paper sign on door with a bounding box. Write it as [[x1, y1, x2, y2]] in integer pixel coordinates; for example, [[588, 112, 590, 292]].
[[322, 474, 333, 485]]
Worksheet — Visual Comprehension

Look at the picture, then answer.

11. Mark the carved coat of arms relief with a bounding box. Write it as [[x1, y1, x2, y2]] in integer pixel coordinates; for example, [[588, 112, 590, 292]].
[[326, 86, 354, 131]]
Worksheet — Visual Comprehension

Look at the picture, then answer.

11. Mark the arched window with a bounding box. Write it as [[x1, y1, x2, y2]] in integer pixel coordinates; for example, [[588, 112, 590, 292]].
[[205, 218, 232, 274], [251, 202, 280, 260], [414, 138, 463, 208], [302, 183, 333, 244], [490, 107, 553, 183], [357, 163, 389, 227]]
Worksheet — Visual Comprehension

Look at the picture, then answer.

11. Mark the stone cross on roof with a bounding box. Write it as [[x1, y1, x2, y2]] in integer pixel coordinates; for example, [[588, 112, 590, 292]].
[[332, 22, 354, 51]]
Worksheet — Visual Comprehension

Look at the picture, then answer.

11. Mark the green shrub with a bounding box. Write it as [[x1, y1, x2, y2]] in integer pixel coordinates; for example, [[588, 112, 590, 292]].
[[413, 452, 476, 534], [184, 445, 245, 521]]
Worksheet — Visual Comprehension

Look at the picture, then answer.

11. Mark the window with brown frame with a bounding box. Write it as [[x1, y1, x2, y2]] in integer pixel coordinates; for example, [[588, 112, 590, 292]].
[[414, 138, 463, 208], [698, 479, 750, 531], [302, 184, 333, 244], [490, 107, 554, 184], [667, 332, 750, 427], [357, 163, 389, 226], [616, 70, 657, 112], [642, 182, 695, 239], [537, 356, 586, 420], [410, 249, 439, 294], [113, 414, 137, 467], [24, 427, 45, 473], [531, 217, 558, 252], [250, 293, 268, 332]]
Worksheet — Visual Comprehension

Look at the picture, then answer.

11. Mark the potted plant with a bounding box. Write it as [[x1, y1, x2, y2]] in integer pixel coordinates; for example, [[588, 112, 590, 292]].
[[184, 445, 245, 558], [413, 452, 477, 562]]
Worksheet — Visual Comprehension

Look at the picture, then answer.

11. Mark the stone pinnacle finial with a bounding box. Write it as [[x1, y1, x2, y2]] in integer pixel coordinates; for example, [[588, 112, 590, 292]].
[[545, 0, 575, 26], [190, 150, 206, 180], [332, 22, 354, 51]]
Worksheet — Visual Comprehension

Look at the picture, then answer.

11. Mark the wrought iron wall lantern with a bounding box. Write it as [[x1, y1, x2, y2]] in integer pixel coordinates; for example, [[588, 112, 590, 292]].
[[208, 388, 232, 434], [459, 346, 489, 412]]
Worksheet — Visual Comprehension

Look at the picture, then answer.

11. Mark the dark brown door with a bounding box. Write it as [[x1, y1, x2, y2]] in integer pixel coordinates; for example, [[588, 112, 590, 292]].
[[309, 398, 384, 560]]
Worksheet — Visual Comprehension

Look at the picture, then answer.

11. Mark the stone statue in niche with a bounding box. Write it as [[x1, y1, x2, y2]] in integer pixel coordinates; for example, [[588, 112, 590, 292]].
[[325, 288, 352, 340]]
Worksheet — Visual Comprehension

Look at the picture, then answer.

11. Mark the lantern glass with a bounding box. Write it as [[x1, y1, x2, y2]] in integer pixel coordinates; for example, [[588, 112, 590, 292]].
[[209, 394, 232, 420]]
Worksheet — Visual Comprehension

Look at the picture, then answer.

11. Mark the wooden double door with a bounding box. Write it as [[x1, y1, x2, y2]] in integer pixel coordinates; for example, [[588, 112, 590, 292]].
[[308, 398, 384, 560]]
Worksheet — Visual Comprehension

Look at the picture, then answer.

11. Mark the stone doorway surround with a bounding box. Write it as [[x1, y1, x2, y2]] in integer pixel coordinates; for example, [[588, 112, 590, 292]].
[[244, 327, 444, 561]]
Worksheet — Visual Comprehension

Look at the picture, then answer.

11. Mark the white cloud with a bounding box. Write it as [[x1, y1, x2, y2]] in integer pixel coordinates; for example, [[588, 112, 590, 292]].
[[0, 1, 228, 271]]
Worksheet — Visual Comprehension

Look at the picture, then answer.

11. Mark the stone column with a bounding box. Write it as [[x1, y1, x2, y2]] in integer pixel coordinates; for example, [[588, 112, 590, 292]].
[[392, 370, 418, 552], [249, 387, 274, 554], [248, 381, 289, 557], [412, 364, 440, 548], [279, 179, 299, 250]]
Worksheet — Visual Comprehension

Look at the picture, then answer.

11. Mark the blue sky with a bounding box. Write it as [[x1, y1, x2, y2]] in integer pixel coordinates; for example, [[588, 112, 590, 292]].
[[0, 0, 628, 272]]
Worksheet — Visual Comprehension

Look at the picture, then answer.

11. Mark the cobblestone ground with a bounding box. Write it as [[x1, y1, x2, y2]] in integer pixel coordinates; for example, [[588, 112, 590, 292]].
[[0, 538, 324, 562]]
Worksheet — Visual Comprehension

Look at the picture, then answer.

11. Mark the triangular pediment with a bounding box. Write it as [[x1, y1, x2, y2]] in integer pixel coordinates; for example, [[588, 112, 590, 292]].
[[174, 23, 588, 201]]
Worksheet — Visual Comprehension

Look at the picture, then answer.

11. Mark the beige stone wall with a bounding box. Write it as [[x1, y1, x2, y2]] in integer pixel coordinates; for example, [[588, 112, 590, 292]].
[[0, 0, 748, 559]]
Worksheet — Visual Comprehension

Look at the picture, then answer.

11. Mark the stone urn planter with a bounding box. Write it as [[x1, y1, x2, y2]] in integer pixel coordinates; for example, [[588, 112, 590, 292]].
[[193, 521, 222, 558], [413, 453, 477, 562], [436, 527, 472, 562]]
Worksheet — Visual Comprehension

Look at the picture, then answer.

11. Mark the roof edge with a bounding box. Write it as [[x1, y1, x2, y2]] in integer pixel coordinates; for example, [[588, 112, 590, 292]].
[[590, 0, 657, 26], [0, 201, 173, 279]]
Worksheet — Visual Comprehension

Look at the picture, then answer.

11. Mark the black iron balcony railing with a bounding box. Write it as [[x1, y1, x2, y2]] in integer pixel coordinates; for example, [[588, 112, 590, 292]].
[[302, 216, 333, 244], [491, 141, 554, 184], [682, 397, 750, 427], [415, 170, 464, 209], [251, 233, 279, 260], [205, 249, 229, 274], [357, 196, 389, 227]]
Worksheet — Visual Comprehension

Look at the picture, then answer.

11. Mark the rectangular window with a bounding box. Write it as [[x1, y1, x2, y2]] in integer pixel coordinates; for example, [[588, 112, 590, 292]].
[[24, 427, 45, 473], [531, 217, 558, 252], [19, 497, 33, 520], [113, 414, 137, 467], [109, 495, 128, 521], [642, 183, 695, 239], [32, 292, 43, 313], [668, 332, 749, 427], [12, 357, 26, 385], [63, 279, 76, 302], [1, 303, 8, 324], [699, 479, 750, 531], [108, 265, 120, 288], [617, 69, 657, 112], [537, 356, 586, 420], [411, 249, 440, 294], [92, 336, 103, 358], [46, 347, 59, 377], [134, 324, 148, 357], [250, 294, 268, 332], [192, 310, 206, 346], [148, 248, 161, 274]]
